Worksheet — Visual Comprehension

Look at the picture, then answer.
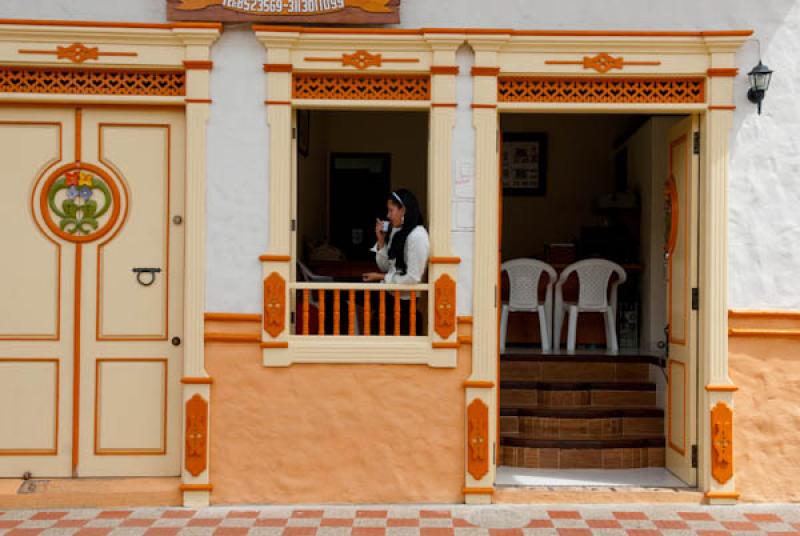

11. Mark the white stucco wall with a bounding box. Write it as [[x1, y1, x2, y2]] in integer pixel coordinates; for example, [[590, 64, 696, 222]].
[[3, 0, 799, 312]]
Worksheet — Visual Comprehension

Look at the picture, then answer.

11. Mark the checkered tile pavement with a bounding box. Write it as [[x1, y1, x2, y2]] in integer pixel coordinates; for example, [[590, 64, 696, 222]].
[[1, 505, 799, 535]]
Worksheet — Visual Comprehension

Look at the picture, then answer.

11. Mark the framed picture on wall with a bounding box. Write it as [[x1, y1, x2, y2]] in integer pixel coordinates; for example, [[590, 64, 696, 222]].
[[501, 132, 547, 196]]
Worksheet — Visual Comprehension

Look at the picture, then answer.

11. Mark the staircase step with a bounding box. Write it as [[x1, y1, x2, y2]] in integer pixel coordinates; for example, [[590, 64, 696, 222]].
[[502, 437, 665, 449], [500, 407, 663, 418], [500, 355, 658, 382], [501, 353, 663, 364], [500, 412, 663, 440], [500, 441, 665, 469], [500, 382, 657, 409]]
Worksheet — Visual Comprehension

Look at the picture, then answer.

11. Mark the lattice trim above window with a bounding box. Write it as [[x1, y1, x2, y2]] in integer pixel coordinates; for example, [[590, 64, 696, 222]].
[[292, 72, 430, 101], [498, 76, 705, 104], [0, 66, 186, 96]]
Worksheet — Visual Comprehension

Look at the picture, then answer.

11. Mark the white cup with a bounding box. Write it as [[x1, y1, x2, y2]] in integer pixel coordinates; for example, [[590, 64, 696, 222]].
[[381, 221, 390, 233]]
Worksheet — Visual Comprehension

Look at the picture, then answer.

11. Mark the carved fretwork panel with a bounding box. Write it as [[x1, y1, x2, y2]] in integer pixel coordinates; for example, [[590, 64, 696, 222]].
[[0, 66, 186, 96], [292, 72, 430, 101], [498, 76, 705, 104]]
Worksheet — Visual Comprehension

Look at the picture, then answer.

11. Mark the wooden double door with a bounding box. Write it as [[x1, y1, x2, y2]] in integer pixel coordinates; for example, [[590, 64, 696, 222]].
[[0, 106, 185, 477]]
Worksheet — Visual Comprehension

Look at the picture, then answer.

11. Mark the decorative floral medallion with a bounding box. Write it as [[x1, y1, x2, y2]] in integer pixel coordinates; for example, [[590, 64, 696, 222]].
[[39, 162, 122, 243]]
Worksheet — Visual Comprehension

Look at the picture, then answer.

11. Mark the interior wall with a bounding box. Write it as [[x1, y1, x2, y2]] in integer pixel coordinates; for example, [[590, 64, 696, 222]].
[[297, 111, 429, 260], [500, 114, 644, 261]]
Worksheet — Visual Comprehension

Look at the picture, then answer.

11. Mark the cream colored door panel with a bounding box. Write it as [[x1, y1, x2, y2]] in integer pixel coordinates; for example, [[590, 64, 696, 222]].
[[77, 108, 184, 477], [0, 107, 75, 478], [0, 111, 71, 339], [665, 115, 699, 486], [95, 122, 173, 340]]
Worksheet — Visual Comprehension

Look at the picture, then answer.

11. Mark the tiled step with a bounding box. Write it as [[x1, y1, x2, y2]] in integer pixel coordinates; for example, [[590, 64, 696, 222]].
[[500, 381, 657, 409], [500, 406, 664, 440], [500, 443, 665, 469], [500, 354, 660, 383]]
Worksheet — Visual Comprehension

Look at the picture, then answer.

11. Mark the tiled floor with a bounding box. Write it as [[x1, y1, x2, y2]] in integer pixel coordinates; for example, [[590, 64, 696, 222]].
[[495, 467, 688, 488], [1, 504, 799, 535]]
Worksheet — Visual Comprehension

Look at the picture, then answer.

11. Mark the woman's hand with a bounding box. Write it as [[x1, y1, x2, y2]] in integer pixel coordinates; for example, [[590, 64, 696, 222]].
[[374, 218, 386, 249], [362, 272, 385, 283]]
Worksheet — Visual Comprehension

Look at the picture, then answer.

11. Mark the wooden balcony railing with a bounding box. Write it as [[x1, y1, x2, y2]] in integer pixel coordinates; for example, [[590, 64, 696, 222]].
[[291, 282, 429, 337]]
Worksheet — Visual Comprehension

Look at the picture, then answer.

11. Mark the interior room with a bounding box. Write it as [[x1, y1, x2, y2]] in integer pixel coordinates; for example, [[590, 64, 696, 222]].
[[497, 113, 690, 488], [293, 109, 429, 335]]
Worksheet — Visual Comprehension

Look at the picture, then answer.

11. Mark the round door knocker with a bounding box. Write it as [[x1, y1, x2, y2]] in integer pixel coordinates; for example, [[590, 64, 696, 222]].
[[133, 267, 162, 287]]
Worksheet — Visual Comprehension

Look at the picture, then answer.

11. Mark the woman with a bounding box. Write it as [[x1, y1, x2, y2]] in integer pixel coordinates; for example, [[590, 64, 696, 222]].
[[362, 189, 430, 335]]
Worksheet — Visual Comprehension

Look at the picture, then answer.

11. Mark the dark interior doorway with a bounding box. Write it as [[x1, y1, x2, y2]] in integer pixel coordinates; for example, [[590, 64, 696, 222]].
[[329, 153, 391, 261]]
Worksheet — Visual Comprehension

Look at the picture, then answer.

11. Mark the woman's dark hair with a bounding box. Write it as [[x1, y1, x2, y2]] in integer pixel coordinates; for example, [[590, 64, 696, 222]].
[[387, 188, 424, 275]]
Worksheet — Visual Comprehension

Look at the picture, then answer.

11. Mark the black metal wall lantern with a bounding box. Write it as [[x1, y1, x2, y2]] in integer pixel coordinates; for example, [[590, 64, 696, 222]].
[[747, 60, 773, 114]]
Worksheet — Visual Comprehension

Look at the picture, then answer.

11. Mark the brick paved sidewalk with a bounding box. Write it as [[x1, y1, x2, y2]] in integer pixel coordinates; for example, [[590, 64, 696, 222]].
[[1, 504, 799, 536]]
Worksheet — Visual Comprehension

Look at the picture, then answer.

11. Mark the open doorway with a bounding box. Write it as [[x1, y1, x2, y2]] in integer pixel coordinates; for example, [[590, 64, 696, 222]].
[[497, 113, 697, 489], [292, 109, 429, 336]]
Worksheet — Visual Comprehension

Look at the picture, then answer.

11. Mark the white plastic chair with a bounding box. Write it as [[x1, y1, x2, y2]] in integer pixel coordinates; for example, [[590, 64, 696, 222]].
[[500, 259, 557, 353], [297, 260, 334, 283], [553, 259, 627, 353], [297, 261, 360, 335]]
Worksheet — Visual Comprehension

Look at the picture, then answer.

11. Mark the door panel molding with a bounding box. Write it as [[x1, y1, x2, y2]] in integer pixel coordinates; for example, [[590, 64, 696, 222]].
[[96, 122, 171, 341], [667, 358, 687, 455], [668, 133, 690, 346], [93, 358, 168, 456], [0, 358, 60, 456], [0, 120, 63, 340]]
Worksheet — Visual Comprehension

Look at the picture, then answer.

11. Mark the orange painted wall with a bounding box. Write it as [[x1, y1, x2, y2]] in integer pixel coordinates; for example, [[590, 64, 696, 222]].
[[729, 312, 800, 502], [204, 318, 471, 504]]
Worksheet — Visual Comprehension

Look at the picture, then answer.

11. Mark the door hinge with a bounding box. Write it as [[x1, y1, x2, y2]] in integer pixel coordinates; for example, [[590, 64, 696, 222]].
[[292, 127, 297, 140], [691, 444, 698, 468], [291, 219, 297, 232], [290, 311, 296, 325], [693, 131, 701, 155], [691, 287, 699, 311], [494, 285, 498, 308]]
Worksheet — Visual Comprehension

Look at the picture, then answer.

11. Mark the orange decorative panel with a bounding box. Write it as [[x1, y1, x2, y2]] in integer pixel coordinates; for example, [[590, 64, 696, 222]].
[[545, 52, 661, 74], [467, 399, 489, 480], [304, 50, 419, 70], [263, 272, 286, 339], [0, 66, 186, 96], [185, 394, 208, 477], [293, 72, 430, 101], [498, 77, 705, 104], [19, 43, 138, 63], [343, 50, 381, 69], [434, 274, 456, 339], [711, 401, 734, 485]]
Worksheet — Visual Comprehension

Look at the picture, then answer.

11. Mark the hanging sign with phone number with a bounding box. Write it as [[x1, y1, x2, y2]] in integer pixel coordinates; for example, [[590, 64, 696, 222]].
[[167, 0, 400, 23]]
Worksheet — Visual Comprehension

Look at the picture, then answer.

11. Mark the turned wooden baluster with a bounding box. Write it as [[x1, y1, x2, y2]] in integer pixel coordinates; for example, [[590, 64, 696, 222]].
[[318, 289, 325, 336], [348, 289, 356, 336], [379, 290, 386, 336], [333, 289, 341, 336], [302, 289, 310, 336], [394, 291, 401, 336], [364, 290, 371, 336], [410, 291, 417, 336]]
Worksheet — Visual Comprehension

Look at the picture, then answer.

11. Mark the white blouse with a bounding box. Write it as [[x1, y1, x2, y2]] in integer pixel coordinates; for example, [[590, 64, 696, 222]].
[[374, 225, 430, 286]]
